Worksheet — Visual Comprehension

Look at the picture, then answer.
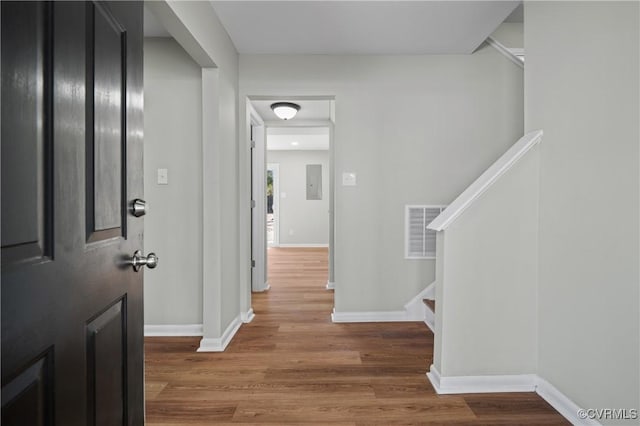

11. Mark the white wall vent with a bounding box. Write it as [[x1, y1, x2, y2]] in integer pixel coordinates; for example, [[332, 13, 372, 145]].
[[405, 205, 446, 259]]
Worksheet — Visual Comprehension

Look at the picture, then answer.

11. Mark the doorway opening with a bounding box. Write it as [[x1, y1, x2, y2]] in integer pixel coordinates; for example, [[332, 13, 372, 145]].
[[247, 97, 335, 309], [266, 126, 329, 249], [266, 163, 279, 246]]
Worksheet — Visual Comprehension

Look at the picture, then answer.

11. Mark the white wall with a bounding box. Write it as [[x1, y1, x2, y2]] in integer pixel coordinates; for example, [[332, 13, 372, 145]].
[[267, 150, 330, 245], [240, 47, 524, 313], [490, 22, 523, 49], [144, 37, 203, 325], [526, 1, 639, 420], [144, 1, 241, 341], [436, 145, 540, 376]]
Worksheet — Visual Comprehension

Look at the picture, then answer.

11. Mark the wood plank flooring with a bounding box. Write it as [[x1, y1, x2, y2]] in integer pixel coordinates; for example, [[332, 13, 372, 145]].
[[145, 247, 568, 425]]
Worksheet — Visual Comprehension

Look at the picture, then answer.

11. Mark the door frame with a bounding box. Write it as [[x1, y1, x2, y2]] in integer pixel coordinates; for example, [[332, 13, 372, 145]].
[[263, 122, 334, 288], [249, 103, 268, 292], [242, 95, 336, 310], [266, 162, 280, 247]]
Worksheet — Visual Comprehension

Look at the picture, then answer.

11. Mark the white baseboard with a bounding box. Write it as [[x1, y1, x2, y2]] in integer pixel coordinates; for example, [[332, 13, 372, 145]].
[[326, 281, 335, 290], [253, 282, 271, 292], [241, 308, 255, 323], [426, 365, 536, 394], [426, 365, 600, 425], [331, 308, 411, 323], [144, 324, 203, 337], [197, 315, 242, 352], [426, 364, 442, 392], [536, 377, 601, 426], [277, 243, 329, 248]]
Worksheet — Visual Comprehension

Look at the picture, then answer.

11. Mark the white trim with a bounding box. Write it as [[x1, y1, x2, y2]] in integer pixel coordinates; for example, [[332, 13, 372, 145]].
[[328, 120, 335, 285], [241, 308, 255, 323], [508, 48, 525, 57], [253, 282, 271, 292], [267, 163, 280, 247], [250, 103, 267, 294], [428, 131, 543, 231], [486, 36, 524, 69], [426, 366, 600, 425], [536, 377, 601, 426], [144, 324, 203, 337], [426, 365, 536, 394], [426, 364, 442, 391], [331, 308, 410, 323], [326, 281, 335, 290], [424, 308, 435, 332], [263, 119, 333, 128], [404, 281, 436, 320], [197, 315, 242, 352], [277, 243, 329, 248]]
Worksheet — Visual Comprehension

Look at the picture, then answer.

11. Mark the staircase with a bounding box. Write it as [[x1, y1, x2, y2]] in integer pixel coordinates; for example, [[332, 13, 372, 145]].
[[422, 298, 435, 329], [405, 131, 543, 347], [420, 130, 543, 392], [404, 281, 436, 331], [422, 298, 435, 314]]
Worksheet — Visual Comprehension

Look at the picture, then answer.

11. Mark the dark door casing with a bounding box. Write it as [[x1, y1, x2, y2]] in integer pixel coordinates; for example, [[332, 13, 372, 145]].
[[1, 1, 144, 424]]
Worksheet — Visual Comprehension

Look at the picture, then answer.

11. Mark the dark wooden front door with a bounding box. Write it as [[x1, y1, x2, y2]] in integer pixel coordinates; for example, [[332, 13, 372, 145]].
[[1, 1, 144, 424]]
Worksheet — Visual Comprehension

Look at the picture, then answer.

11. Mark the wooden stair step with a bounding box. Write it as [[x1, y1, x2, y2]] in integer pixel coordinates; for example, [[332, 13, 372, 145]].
[[422, 299, 435, 313]]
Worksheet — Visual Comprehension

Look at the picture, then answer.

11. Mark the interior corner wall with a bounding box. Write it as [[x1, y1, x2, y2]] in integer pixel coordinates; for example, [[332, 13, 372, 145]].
[[525, 1, 639, 418], [240, 47, 524, 313], [267, 150, 330, 245], [148, 1, 241, 337], [143, 37, 203, 325]]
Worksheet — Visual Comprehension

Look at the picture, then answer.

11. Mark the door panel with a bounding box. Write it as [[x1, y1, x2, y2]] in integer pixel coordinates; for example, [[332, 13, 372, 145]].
[[86, 299, 126, 426], [0, 1, 52, 264], [91, 2, 124, 235], [1, 2, 144, 425], [1, 350, 54, 426]]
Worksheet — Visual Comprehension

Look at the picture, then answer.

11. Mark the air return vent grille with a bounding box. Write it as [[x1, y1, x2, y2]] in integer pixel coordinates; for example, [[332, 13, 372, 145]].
[[405, 205, 446, 259]]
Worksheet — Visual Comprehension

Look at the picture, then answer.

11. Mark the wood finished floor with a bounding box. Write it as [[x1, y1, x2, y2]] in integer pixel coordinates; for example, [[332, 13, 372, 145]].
[[145, 247, 568, 425]]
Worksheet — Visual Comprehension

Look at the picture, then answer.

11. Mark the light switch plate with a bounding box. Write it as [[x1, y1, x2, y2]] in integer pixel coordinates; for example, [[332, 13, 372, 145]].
[[342, 172, 357, 186], [157, 168, 168, 185]]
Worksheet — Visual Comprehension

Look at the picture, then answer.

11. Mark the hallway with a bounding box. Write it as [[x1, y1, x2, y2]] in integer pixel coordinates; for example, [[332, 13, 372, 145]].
[[144, 248, 567, 424]]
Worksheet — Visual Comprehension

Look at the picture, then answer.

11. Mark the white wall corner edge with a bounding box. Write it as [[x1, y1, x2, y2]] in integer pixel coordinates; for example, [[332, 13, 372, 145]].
[[331, 308, 411, 323], [144, 324, 203, 337], [197, 315, 242, 352], [326, 281, 335, 290], [426, 365, 602, 426]]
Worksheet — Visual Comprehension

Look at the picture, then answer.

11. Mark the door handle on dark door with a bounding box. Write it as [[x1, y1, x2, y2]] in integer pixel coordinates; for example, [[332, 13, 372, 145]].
[[130, 199, 147, 217], [129, 250, 158, 271]]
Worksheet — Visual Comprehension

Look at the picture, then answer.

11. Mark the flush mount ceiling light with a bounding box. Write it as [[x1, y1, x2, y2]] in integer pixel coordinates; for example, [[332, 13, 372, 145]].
[[271, 102, 300, 120]]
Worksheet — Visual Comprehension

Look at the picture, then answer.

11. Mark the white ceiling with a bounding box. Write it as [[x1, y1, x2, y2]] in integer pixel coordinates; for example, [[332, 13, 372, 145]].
[[210, 1, 520, 55], [267, 127, 330, 151], [252, 99, 332, 122]]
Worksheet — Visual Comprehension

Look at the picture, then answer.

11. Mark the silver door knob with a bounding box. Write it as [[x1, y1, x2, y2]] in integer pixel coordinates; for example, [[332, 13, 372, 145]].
[[130, 250, 158, 271], [130, 199, 147, 217]]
